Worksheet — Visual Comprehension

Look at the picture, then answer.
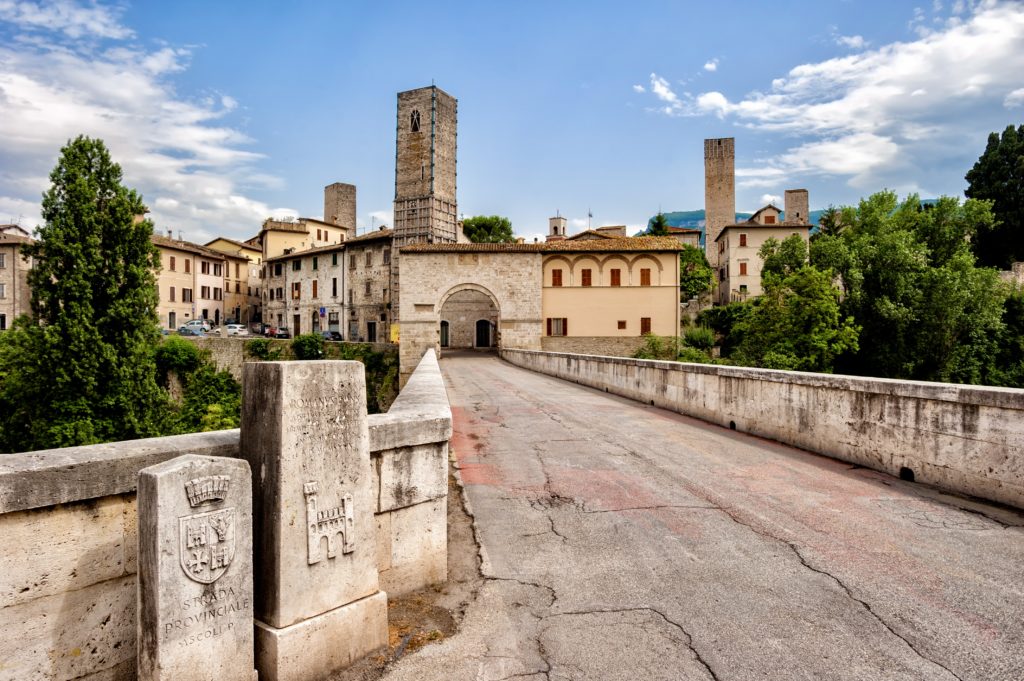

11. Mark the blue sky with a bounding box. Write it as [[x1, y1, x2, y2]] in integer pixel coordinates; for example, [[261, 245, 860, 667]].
[[0, 0, 1022, 244]]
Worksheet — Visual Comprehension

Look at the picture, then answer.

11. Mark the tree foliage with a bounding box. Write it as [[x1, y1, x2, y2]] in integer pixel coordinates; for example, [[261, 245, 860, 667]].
[[0, 136, 167, 452], [759, 234, 808, 280], [965, 124, 1024, 268], [679, 244, 714, 300], [810, 190, 1008, 383], [462, 215, 514, 243], [648, 212, 670, 236]]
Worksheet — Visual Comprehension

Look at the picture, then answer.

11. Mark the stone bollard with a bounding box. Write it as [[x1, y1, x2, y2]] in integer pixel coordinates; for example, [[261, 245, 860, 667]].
[[137, 454, 255, 681], [241, 361, 387, 681]]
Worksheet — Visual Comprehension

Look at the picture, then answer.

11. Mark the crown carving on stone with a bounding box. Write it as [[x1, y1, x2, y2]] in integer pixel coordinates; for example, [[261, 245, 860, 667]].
[[184, 475, 231, 507]]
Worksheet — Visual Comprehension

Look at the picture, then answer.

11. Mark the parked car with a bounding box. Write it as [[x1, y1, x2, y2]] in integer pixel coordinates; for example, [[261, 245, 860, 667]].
[[274, 327, 291, 339], [178, 326, 205, 336], [321, 330, 343, 342], [182, 319, 211, 332], [225, 324, 249, 337]]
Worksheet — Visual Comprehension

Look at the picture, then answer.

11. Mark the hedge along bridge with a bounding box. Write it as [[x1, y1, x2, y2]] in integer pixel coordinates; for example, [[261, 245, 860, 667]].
[[0, 350, 449, 681]]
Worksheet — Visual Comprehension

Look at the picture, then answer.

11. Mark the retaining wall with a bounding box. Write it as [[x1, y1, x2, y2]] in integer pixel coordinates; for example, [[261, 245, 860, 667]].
[[502, 349, 1024, 510], [0, 350, 450, 681]]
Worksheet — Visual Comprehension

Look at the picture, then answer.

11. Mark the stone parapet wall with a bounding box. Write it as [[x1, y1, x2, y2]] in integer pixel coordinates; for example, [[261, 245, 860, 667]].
[[540, 336, 646, 358], [0, 350, 450, 680], [502, 349, 1024, 510]]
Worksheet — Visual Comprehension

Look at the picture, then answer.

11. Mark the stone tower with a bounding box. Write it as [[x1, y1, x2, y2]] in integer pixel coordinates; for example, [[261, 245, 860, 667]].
[[323, 182, 356, 240], [784, 189, 809, 225], [547, 215, 567, 242], [704, 138, 735, 268], [391, 85, 458, 331]]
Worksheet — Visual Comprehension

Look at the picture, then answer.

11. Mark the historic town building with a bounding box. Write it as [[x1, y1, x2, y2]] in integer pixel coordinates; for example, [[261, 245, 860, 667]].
[[205, 237, 264, 326], [714, 190, 811, 305], [0, 228, 33, 331], [151, 234, 230, 329]]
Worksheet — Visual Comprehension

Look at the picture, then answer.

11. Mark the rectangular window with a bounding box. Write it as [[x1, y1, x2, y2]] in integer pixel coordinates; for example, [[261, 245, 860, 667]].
[[291, 282, 300, 299], [641, 317, 652, 335], [348, 289, 353, 304], [183, 288, 193, 303], [640, 268, 651, 286], [214, 288, 222, 301], [739, 262, 748, 276], [546, 318, 568, 336], [739, 234, 747, 247], [719, 241, 724, 254], [739, 284, 748, 293], [201, 286, 210, 299], [312, 280, 318, 298], [332, 253, 338, 267], [332, 277, 338, 297], [317, 228, 322, 240], [274, 263, 282, 276], [168, 255, 175, 271], [276, 287, 283, 299], [0, 314, 5, 331], [0, 283, 6, 299], [350, 255, 356, 269], [201, 261, 208, 275], [581, 269, 592, 287], [169, 286, 175, 302], [292, 259, 300, 271], [617, 320, 626, 330], [185, 259, 191, 274], [365, 251, 372, 267], [0, 252, 5, 268], [235, 282, 240, 293], [764, 215, 776, 224], [213, 263, 222, 277], [312, 256, 318, 270], [364, 281, 371, 296], [269, 289, 275, 301], [383, 250, 391, 264], [235, 263, 240, 278], [610, 269, 621, 287], [552, 269, 563, 287]]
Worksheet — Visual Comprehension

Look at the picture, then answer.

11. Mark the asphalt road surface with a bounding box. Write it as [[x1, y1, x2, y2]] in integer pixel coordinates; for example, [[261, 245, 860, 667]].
[[381, 352, 1024, 681]]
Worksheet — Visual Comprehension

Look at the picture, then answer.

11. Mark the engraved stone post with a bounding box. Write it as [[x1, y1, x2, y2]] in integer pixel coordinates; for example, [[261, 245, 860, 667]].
[[137, 454, 255, 681], [241, 361, 387, 681]]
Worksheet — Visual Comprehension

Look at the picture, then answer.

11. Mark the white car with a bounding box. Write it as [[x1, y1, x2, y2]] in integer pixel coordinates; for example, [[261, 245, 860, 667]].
[[182, 319, 211, 332], [224, 323, 249, 336]]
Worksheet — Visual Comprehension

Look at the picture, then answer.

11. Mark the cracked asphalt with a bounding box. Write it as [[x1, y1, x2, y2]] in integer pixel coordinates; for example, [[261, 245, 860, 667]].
[[379, 353, 1024, 681]]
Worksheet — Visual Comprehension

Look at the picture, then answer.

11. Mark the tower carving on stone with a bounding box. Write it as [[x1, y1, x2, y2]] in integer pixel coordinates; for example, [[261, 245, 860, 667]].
[[303, 481, 354, 565], [704, 138, 736, 269]]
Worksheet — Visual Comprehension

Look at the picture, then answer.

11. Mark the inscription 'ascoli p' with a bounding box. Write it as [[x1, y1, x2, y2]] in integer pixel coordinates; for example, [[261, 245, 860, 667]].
[[303, 481, 354, 565]]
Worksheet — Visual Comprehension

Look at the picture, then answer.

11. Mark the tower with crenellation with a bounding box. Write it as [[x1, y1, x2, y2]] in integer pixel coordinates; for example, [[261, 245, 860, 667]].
[[703, 137, 735, 269], [390, 85, 458, 330]]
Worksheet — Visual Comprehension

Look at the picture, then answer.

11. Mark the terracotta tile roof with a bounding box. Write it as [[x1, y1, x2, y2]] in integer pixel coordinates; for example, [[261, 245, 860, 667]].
[[715, 222, 810, 241], [666, 226, 701, 234], [205, 236, 262, 252], [150, 234, 227, 259], [565, 230, 616, 240], [263, 229, 393, 264], [401, 236, 683, 254]]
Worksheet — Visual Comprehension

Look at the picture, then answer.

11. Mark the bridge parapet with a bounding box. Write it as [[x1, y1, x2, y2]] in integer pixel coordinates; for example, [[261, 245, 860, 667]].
[[502, 349, 1024, 510], [0, 349, 450, 681]]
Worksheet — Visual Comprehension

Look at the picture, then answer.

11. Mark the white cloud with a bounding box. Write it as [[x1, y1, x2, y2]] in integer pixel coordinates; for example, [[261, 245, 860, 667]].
[[703, 58, 719, 72], [760, 194, 781, 206], [570, 218, 589, 230], [643, 1, 1024, 190], [1005, 87, 1024, 108], [0, 1, 294, 242], [632, 84, 645, 93], [0, 0, 133, 39], [835, 34, 867, 49]]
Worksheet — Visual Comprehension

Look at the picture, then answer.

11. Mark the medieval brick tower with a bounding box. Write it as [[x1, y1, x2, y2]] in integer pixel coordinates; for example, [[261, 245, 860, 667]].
[[323, 182, 357, 240], [704, 138, 735, 268], [391, 85, 458, 329]]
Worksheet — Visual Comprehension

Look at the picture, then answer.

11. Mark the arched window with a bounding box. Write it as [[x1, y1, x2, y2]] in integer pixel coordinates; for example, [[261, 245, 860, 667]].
[[411, 110, 421, 132]]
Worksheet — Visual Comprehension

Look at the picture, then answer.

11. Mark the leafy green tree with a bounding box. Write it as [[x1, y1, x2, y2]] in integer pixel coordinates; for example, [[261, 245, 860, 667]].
[[759, 234, 808, 280], [648, 212, 670, 236], [732, 266, 859, 372], [965, 124, 1024, 268], [679, 245, 714, 300], [291, 333, 325, 360], [0, 136, 167, 452], [815, 205, 844, 238], [462, 215, 514, 243]]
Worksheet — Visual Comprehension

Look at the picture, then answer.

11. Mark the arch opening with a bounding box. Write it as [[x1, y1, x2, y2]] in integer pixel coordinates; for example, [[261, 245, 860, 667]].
[[439, 288, 499, 352]]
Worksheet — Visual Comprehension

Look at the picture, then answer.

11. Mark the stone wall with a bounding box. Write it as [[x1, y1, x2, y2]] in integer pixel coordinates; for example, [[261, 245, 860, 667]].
[[186, 337, 395, 381], [502, 349, 1024, 510], [540, 336, 645, 357], [0, 350, 451, 680]]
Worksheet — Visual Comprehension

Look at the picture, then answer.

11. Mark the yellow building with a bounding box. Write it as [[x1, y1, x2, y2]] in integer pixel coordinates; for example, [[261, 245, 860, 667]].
[[255, 218, 349, 261], [713, 204, 810, 305], [151, 234, 229, 329], [205, 237, 263, 326]]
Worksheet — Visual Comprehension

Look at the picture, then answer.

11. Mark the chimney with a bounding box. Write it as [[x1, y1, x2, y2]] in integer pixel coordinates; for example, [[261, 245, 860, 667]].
[[167, 229, 173, 238]]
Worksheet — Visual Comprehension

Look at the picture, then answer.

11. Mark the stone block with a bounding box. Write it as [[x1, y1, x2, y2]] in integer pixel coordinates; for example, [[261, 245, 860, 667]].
[[137, 454, 254, 681], [253, 591, 388, 681], [375, 442, 447, 513], [378, 498, 447, 597], [0, 574, 136, 681], [0, 495, 132, 609]]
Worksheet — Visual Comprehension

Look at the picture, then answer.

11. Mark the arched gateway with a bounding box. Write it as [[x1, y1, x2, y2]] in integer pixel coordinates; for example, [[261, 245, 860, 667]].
[[438, 284, 500, 352]]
